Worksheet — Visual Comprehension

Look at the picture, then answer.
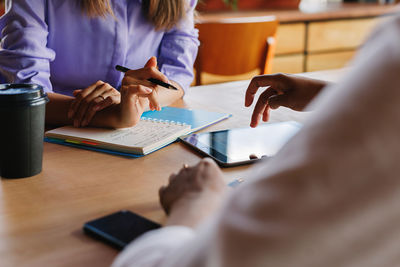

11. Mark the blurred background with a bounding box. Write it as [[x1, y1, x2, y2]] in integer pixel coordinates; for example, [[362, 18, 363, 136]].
[[0, 0, 398, 85], [194, 0, 399, 84]]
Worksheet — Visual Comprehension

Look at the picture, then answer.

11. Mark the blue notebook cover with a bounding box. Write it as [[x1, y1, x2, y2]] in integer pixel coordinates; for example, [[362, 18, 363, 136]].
[[141, 107, 230, 132]]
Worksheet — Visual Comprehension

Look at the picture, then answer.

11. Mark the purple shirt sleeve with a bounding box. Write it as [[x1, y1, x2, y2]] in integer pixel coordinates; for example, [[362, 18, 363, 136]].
[[0, 0, 55, 92], [0, 0, 199, 95], [158, 0, 200, 91]]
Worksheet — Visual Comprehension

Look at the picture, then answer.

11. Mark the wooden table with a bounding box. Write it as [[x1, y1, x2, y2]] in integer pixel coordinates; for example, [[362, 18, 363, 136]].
[[0, 69, 343, 267]]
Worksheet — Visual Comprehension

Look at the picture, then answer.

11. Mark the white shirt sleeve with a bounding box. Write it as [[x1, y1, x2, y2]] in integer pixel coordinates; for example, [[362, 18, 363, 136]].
[[112, 10, 400, 267], [112, 226, 195, 267]]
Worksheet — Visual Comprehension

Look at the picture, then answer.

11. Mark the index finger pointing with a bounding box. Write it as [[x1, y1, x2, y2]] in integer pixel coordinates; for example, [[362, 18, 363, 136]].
[[245, 75, 270, 107], [245, 74, 284, 107]]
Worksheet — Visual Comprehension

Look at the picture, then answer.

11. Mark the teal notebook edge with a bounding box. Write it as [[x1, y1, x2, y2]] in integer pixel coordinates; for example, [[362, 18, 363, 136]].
[[44, 137, 144, 158], [44, 137, 181, 158], [141, 107, 231, 133]]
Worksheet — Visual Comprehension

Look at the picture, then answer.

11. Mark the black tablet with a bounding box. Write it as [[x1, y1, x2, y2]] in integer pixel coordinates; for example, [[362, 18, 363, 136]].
[[180, 121, 301, 167]]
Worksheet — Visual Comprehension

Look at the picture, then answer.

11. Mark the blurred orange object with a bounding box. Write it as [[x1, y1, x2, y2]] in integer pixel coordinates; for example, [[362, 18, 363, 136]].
[[194, 16, 278, 85]]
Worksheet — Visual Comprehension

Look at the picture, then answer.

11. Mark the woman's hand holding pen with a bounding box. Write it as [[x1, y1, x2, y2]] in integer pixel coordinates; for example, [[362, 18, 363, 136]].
[[68, 81, 121, 127], [245, 73, 328, 127], [121, 56, 170, 111], [112, 57, 173, 128]]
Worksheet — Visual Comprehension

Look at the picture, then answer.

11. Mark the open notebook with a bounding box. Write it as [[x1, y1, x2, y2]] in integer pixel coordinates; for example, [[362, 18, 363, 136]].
[[45, 107, 230, 157]]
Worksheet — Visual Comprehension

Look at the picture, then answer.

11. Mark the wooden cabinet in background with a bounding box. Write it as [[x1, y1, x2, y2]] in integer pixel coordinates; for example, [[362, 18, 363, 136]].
[[272, 23, 305, 73], [275, 23, 305, 54], [307, 50, 355, 72], [307, 18, 378, 52], [273, 16, 382, 74], [270, 4, 394, 74], [272, 54, 304, 74], [196, 3, 395, 83]]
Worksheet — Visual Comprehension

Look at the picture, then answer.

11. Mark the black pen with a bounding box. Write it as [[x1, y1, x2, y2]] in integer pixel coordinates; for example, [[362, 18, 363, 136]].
[[115, 65, 178, 91]]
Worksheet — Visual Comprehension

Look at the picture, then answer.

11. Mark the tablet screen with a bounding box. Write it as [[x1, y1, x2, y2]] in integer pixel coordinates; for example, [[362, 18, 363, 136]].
[[180, 121, 301, 167]]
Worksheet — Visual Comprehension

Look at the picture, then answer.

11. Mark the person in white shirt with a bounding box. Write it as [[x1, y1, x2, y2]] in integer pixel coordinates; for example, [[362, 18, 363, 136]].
[[112, 9, 400, 267]]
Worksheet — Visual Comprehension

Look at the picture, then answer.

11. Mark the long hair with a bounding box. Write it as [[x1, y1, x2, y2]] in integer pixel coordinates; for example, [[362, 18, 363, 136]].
[[79, 0, 186, 30]]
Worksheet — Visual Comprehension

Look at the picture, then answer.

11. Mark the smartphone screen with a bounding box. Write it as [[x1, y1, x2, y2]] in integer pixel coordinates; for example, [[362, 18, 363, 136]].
[[83, 210, 161, 250]]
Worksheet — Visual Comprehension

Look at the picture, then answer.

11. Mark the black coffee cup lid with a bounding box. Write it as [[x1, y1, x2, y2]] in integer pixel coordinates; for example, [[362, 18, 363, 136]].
[[0, 84, 48, 106]]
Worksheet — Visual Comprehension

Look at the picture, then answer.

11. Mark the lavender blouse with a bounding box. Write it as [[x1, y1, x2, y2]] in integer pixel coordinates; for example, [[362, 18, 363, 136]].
[[0, 0, 199, 95]]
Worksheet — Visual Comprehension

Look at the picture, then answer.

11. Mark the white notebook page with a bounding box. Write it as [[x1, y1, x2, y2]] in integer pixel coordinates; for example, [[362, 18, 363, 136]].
[[46, 120, 191, 149]]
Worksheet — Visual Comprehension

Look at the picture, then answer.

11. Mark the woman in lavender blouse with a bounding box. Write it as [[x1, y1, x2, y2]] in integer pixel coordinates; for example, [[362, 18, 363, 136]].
[[0, 0, 199, 128]]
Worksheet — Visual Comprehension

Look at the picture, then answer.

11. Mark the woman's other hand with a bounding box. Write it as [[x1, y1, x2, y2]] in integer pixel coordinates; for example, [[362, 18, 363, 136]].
[[68, 81, 121, 127], [245, 73, 327, 127], [159, 158, 226, 228]]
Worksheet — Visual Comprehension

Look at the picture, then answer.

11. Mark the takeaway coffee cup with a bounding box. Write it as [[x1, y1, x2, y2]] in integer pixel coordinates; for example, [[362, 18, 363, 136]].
[[0, 84, 48, 178]]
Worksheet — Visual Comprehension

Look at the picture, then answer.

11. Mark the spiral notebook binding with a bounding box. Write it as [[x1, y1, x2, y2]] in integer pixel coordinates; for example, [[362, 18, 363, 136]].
[[141, 116, 188, 126]]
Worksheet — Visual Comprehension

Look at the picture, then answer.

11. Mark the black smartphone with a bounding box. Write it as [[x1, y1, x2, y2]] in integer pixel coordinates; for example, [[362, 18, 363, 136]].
[[83, 210, 161, 250]]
